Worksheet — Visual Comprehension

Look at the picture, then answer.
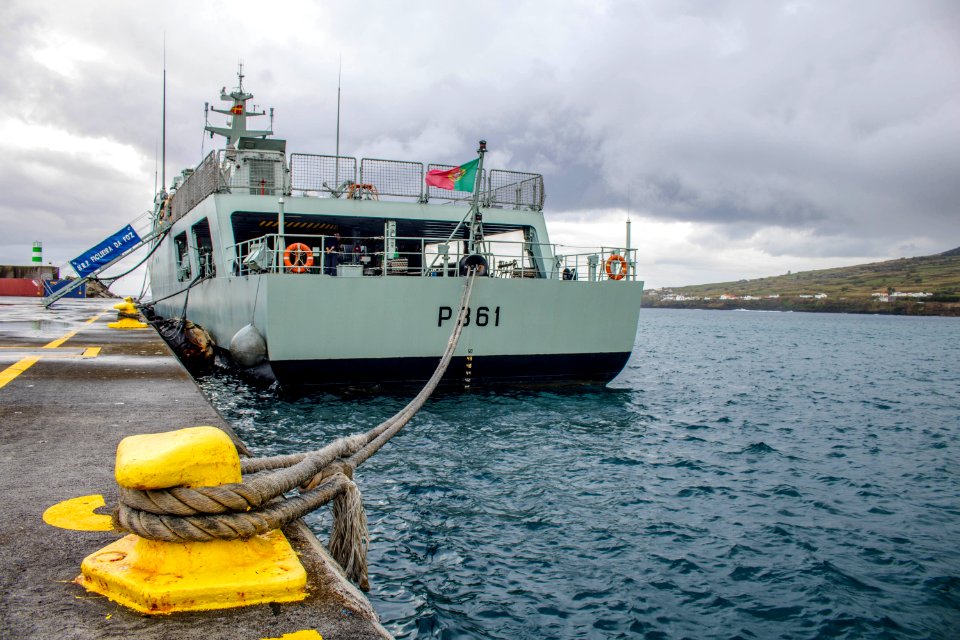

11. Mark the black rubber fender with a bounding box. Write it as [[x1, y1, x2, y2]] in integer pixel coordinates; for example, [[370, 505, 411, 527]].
[[458, 254, 488, 276]]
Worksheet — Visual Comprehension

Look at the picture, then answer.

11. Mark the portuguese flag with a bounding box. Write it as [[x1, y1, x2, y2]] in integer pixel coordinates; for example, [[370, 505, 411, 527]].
[[426, 158, 479, 191]]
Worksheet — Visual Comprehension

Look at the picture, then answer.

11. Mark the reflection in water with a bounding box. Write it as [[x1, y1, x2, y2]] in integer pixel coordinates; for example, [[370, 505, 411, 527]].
[[0, 320, 75, 335]]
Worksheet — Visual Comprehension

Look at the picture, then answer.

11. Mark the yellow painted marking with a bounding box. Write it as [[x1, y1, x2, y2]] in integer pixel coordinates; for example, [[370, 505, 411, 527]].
[[82, 347, 101, 357], [43, 310, 105, 348], [43, 495, 114, 531], [263, 631, 323, 640], [43, 330, 80, 349], [0, 356, 41, 389], [0, 312, 106, 389]]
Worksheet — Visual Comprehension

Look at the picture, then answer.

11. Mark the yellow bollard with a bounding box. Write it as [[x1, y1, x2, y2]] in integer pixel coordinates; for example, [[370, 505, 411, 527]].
[[77, 426, 307, 614], [108, 296, 148, 329]]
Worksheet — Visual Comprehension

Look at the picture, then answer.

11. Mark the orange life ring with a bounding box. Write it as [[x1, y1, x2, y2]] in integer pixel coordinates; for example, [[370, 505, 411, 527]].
[[283, 242, 314, 273], [605, 254, 628, 281]]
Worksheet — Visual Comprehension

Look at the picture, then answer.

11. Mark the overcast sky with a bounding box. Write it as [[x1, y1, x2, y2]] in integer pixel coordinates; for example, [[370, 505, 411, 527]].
[[1, 0, 957, 292]]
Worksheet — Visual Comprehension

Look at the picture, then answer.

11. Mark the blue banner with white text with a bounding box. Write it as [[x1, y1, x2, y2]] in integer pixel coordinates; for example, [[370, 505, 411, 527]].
[[70, 225, 141, 278]]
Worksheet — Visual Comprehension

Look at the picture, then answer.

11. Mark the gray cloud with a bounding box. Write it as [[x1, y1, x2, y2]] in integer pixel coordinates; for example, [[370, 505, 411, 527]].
[[0, 0, 957, 277]]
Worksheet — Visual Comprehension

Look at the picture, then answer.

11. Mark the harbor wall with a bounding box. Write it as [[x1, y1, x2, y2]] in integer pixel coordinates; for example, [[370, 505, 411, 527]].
[[0, 264, 58, 279]]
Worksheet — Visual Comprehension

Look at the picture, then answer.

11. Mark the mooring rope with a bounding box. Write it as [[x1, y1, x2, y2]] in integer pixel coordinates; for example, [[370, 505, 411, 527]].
[[113, 271, 478, 589]]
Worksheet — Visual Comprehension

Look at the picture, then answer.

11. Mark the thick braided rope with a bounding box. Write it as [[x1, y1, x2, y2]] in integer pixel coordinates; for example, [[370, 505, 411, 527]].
[[114, 473, 351, 542], [118, 434, 367, 516], [113, 272, 478, 542], [345, 271, 476, 470], [329, 479, 369, 589]]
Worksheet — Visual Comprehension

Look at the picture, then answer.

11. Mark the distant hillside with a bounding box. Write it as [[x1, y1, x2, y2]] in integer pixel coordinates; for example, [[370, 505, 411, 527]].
[[644, 247, 960, 316]]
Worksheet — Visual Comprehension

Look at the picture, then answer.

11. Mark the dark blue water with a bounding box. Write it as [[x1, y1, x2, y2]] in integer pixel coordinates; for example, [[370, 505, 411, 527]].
[[199, 309, 960, 639]]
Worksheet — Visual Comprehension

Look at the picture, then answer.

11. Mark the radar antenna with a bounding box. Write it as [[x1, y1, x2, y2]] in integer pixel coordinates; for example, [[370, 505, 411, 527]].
[[204, 64, 274, 147]]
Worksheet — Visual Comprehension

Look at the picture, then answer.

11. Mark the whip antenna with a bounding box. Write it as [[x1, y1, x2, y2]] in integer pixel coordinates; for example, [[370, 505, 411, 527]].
[[161, 34, 167, 193], [335, 55, 342, 188]]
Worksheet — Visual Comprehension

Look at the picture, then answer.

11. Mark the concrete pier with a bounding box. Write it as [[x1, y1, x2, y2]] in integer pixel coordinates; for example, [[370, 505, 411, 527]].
[[0, 297, 391, 639]]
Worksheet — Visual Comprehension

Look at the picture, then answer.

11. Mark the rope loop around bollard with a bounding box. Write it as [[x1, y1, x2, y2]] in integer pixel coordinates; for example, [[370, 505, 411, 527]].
[[111, 271, 479, 589]]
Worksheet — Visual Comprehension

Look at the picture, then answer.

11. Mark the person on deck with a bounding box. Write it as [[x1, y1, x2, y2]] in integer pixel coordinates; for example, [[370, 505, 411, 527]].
[[324, 233, 341, 275]]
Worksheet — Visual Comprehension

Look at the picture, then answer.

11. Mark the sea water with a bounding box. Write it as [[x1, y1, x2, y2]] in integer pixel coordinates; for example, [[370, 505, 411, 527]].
[[199, 309, 960, 639]]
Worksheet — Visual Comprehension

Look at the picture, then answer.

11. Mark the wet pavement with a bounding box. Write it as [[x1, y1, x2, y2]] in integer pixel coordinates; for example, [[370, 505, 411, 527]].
[[0, 297, 390, 639]]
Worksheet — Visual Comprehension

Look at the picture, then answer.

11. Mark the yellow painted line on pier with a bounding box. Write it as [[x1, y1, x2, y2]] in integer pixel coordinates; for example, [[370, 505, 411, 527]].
[[45, 310, 108, 348], [43, 329, 83, 349], [0, 311, 107, 390], [0, 356, 42, 389], [263, 631, 323, 640]]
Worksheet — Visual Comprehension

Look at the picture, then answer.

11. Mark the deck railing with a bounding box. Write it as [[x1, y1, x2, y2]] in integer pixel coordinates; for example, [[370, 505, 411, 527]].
[[165, 152, 546, 225], [169, 151, 223, 220], [227, 233, 637, 283], [290, 154, 544, 210]]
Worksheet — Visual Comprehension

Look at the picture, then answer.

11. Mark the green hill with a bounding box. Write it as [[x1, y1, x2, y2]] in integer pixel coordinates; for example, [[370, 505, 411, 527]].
[[645, 247, 960, 316]]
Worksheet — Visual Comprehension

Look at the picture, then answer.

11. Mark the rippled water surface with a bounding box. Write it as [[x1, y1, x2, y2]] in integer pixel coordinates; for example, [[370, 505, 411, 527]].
[[199, 309, 960, 639]]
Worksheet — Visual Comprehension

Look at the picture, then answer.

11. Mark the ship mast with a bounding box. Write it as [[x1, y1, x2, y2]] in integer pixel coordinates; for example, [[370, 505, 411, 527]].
[[467, 140, 487, 254], [205, 64, 274, 147]]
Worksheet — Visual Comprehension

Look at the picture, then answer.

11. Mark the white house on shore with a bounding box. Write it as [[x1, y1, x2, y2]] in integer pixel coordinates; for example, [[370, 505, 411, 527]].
[[872, 291, 932, 302]]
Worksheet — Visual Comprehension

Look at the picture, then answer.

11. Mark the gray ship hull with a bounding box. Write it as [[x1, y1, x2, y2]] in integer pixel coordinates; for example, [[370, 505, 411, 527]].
[[150, 272, 643, 391], [270, 352, 632, 392]]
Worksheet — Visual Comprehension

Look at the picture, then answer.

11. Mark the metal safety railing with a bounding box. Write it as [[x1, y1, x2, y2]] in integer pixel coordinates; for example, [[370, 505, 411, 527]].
[[164, 151, 547, 228], [170, 152, 223, 221], [487, 170, 545, 210], [167, 150, 286, 223], [227, 233, 637, 282], [290, 154, 545, 209], [290, 154, 357, 197]]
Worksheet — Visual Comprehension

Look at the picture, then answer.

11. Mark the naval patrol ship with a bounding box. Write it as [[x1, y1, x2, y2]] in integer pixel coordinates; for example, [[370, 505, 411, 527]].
[[146, 70, 644, 392]]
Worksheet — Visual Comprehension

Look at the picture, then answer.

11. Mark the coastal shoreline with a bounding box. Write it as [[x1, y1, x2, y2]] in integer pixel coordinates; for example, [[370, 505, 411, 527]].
[[643, 297, 960, 317]]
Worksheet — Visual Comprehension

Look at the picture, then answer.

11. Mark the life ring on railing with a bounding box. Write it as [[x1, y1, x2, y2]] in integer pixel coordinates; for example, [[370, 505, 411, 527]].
[[605, 254, 628, 281], [283, 243, 314, 273]]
